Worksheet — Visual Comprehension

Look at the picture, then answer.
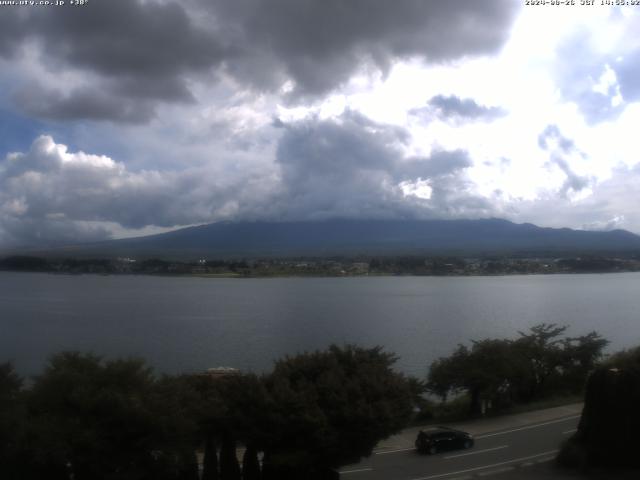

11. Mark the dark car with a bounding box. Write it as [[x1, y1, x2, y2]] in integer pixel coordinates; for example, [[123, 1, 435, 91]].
[[415, 427, 474, 454]]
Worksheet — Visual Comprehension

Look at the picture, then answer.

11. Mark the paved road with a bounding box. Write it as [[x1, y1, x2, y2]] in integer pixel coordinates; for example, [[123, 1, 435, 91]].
[[339, 405, 582, 480]]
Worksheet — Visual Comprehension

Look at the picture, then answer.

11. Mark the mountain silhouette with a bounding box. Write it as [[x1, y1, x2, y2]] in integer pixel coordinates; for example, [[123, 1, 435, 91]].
[[48, 218, 640, 258]]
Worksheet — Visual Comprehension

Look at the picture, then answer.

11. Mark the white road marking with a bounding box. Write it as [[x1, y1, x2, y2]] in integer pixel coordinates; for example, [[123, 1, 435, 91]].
[[409, 450, 559, 480], [340, 467, 373, 474], [475, 415, 580, 439], [375, 447, 415, 455], [562, 428, 577, 435], [444, 445, 508, 459]]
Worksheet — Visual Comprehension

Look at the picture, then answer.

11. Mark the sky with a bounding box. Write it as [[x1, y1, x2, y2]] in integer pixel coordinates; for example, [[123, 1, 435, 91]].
[[1, 0, 640, 248]]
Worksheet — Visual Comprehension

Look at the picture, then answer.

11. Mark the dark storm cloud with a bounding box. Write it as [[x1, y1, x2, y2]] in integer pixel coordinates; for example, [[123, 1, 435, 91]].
[[271, 112, 490, 220], [275, 112, 470, 186], [276, 112, 409, 178], [411, 95, 506, 123], [538, 125, 590, 196], [0, 8, 28, 58], [74, 11, 213, 71], [1, 0, 227, 122], [15, 86, 156, 124], [3, 0, 519, 122], [30, 0, 227, 81], [219, 0, 519, 98], [15, 72, 198, 124]]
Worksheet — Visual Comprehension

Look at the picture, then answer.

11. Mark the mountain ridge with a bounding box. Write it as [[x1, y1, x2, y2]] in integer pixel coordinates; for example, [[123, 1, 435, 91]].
[[20, 218, 640, 259]]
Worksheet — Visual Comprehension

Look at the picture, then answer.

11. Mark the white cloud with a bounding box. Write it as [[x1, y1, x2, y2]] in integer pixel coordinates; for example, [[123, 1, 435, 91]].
[[2, 1, 640, 247], [0, 136, 280, 246]]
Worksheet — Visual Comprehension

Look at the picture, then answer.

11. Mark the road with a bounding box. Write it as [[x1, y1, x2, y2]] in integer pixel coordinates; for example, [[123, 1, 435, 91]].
[[338, 406, 582, 480]]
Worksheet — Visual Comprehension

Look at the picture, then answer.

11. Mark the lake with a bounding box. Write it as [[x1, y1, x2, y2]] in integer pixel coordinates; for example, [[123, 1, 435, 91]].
[[1, 272, 639, 378]]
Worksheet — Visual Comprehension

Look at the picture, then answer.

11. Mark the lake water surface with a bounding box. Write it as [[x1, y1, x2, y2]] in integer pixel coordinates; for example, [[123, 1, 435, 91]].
[[1, 272, 639, 377]]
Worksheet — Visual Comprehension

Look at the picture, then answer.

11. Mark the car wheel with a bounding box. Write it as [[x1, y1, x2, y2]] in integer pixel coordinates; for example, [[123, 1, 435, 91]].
[[429, 445, 437, 455], [464, 440, 472, 449]]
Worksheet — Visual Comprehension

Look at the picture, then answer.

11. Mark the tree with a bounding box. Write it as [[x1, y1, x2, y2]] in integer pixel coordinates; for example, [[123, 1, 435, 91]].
[[260, 345, 415, 477], [201, 433, 219, 480], [0, 255, 50, 271], [560, 331, 609, 393], [150, 374, 202, 455], [24, 352, 201, 480], [463, 339, 518, 413], [177, 450, 200, 480], [188, 372, 267, 480], [242, 444, 261, 480], [427, 324, 609, 415], [559, 346, 640, 468], [512, 323, 568, 400], [0, 363, 26, 480], [219, 434, 241, 480], [427, 339, 517, 415], [427, 345, 469, 402]]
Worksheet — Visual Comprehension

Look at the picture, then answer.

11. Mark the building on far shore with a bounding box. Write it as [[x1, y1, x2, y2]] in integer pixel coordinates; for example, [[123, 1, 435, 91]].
[[200, 366, 241, 378]]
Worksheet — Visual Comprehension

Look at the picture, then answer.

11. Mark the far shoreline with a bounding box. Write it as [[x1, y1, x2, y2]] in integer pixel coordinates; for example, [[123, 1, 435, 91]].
[[2, 253, 639, 278], [1, 269, 639, 280]]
